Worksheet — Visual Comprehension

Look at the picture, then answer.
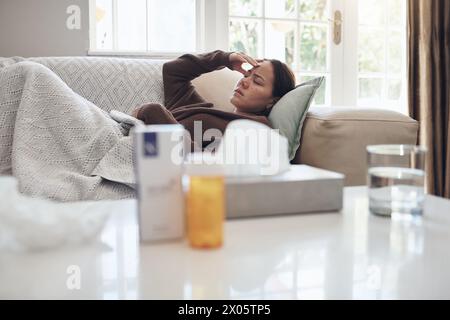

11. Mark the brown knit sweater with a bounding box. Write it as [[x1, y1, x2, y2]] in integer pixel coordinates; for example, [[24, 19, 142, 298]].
[[135, 50, 272, 150]]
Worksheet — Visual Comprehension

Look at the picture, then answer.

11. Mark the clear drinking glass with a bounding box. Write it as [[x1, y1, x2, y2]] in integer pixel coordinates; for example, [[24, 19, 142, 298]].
[[367, 145, 427, 221]]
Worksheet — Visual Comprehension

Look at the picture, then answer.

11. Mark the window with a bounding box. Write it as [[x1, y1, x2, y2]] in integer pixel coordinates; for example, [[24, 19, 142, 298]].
[[89, 0, 407, 113], [356, 0, 407, 113], [90, 0, 197, 55], [227, 0, 407, 112], [228, 0, 331, 106]]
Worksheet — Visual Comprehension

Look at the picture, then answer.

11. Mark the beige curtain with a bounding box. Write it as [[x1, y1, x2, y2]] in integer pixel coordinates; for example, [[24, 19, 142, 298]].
[[408, 0, 450, 198]]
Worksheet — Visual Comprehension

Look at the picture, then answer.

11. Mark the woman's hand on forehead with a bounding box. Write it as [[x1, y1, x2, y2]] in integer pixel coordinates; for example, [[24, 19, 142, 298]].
[[229, 52, 260, 76]]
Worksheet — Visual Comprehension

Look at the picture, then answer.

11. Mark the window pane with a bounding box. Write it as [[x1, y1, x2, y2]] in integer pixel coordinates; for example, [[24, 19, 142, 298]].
[[265, 21, 295, 67], [388, 31, 402, 74], [388, 0, 403, 26], [359, 0, 385, 25], [229, 0, 262, 17], [148, 0, 196, 52], [298, 75, 327, 106], [299, 0, 328, 21], [265, 0, 295, 19], [117, 0, 146, 51], [95, 0, 113, 50], [387, 78, 402, 100], [299, 24, 327, 72], [358, 28, 385, 73], [358, 78, 383, 104], [229, 19, 263, 57], [357, 0, 406, 112]]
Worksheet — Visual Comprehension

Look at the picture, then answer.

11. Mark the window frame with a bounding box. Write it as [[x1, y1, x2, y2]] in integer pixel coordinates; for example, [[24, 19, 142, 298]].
[[88, 0, 231, 58]]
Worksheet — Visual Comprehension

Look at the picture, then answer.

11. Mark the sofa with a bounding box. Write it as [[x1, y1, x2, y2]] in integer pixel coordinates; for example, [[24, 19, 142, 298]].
[[25, 56, 418, 186]]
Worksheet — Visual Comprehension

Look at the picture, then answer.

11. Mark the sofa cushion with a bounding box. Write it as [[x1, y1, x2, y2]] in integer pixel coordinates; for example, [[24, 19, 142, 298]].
[[293, 107, 419, 186], [193, 68, 241, 111]]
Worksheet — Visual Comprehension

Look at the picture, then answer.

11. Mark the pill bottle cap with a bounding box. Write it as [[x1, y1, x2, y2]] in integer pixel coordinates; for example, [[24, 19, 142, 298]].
[[184, 152, 224, 176]]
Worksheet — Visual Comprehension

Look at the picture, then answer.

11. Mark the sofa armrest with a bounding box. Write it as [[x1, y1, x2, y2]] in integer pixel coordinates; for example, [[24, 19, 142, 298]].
[[292, 107, 419, 186]]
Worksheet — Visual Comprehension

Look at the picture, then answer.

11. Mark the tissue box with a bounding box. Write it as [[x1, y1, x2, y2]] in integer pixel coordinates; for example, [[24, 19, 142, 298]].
[[225, 165, 344, 218]]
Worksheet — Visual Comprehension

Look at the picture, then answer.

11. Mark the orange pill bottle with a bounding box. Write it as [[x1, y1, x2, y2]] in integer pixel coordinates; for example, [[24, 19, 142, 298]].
[[184, 153, 225, 249]]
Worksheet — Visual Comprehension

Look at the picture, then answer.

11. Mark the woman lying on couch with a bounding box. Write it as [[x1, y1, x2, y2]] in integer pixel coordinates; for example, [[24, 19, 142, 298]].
[[131, 50, 296, 150]]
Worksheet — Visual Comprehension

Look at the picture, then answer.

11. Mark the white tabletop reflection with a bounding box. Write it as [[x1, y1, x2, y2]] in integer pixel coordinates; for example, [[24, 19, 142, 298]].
[[1, 187, 450, 299]]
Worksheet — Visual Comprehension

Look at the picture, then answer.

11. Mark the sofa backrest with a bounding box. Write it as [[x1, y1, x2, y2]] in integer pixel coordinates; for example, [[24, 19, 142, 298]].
[[29, 56, 244, 114], [28, 56, 165, 114]]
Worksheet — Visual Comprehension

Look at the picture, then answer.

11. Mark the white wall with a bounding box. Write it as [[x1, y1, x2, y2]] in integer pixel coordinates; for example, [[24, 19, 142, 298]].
[[0, 0, 89, 57]]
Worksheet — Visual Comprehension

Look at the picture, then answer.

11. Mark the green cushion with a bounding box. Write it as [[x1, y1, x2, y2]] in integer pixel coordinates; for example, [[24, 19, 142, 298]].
[[268, 77, 324, 160]]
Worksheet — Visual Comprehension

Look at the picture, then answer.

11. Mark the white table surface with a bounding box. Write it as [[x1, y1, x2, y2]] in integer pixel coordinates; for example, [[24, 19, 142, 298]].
[[1, 186, 450, 300]]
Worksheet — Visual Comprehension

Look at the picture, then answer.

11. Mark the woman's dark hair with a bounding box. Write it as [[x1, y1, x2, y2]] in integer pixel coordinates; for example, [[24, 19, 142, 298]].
[[267, 59, 296, 98]]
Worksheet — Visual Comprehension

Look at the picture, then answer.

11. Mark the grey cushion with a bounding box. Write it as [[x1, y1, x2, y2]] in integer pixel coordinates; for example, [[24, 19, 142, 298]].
[[268, 77, 324, 160]]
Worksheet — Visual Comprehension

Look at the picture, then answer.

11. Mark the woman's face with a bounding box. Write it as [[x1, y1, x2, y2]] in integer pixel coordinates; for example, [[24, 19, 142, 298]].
[[230, 60, 275, 113]]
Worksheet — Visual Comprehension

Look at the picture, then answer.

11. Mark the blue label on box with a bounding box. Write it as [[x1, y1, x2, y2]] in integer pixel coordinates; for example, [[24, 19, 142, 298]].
[[143, 132, 158, 157]]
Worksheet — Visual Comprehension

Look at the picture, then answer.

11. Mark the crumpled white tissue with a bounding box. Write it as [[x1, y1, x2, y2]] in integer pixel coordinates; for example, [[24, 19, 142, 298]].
[[0, 176, 110, 252], [215, 119, 290, 176]]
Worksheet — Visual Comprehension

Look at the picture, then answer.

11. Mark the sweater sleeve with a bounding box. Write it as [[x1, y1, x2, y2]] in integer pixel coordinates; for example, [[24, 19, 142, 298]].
[[162, 50, 233, 110]]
